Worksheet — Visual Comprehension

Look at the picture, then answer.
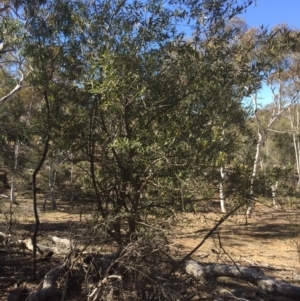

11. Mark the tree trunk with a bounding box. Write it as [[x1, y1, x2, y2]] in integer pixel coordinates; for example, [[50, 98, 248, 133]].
[[48, 157, 57, 210], [271, 181, 279, 208], [246, 129, 264, 218], [10, 138, 19, 205], [32, 134, 50, 279], [288, 107, 300, 191], [70, 151, 74, 202], [8, 139, 20, 233], [219, 167, 227, 213]]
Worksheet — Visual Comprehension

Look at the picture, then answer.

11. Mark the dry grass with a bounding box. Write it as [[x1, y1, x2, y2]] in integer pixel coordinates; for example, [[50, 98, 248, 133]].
[[1, 195, 300, 300]]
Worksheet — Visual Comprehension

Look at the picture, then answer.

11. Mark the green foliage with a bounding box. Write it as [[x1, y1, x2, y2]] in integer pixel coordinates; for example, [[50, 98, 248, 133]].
[[1, 0, 297, 237]]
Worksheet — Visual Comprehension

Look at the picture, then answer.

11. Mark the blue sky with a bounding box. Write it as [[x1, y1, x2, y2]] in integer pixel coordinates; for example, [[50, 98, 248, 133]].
[[240, 0, 300, 106], [241, 0, 300, 29]]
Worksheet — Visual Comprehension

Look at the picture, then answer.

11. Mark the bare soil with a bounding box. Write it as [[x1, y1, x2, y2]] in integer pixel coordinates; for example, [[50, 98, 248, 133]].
[[1, 195, 300, 300]]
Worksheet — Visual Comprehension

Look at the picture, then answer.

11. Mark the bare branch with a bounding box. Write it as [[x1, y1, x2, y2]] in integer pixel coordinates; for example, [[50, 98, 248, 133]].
[[0, 5, 10, 13], [0, 58, 30, 106], [0, 84, 23, 106], [267, 129, 298, 134]]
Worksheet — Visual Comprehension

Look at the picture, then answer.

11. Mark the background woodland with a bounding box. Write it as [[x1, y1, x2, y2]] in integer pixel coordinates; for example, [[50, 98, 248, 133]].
[[1, 0, 300, 300]]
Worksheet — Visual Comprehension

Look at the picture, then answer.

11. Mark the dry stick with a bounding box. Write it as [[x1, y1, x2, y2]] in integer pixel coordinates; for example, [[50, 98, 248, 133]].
[[169, 203, 244, 275], [217, 232, 238, 266], [216, 232, 245, 275], [60, 270, 70, 301]]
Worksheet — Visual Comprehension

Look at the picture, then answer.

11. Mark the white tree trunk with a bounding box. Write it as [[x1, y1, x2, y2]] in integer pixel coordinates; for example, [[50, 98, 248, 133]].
[[292, 134, 300, 189], [271, 181, 279, 208], [290, 107, 300, 191], [246, 130, 264, 217], [219, 167, 227, 213], [10, 139, 20, 205]]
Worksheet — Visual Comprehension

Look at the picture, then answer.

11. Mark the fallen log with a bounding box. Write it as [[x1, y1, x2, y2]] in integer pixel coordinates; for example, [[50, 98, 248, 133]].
[[186, 260, 300, 301], [27, 266, 66, 301], [0, 232, 20, 248], [0, 231, 7, 239], [50, 235, 73, 249], [19, 237, 57, 254]]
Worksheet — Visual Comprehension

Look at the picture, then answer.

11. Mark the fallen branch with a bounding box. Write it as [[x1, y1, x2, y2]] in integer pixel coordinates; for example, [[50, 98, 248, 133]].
[[0, 231, 7, 239], [87, 275, 122, 301], [186, 260, 300, 300]]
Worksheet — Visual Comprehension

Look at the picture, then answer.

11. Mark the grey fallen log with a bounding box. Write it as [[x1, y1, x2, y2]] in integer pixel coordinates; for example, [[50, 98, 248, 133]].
[[27, 266, 65, 301], [50, 235, 73, 249], [18, 237, 58, 255], [186, 260, 300, 301]]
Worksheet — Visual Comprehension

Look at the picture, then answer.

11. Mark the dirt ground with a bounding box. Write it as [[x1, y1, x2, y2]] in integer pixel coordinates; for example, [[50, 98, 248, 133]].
[[1, 196, 300, 300]]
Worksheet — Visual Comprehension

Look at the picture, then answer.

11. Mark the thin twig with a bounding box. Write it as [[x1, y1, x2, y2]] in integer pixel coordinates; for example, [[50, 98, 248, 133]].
[[169, 202, 244, 275]]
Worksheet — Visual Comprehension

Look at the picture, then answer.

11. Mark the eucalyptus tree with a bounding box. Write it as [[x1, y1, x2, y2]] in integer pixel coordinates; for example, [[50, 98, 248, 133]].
[[242, 25, 300, 217], [0, 3, 29, 106], [270, 29, 300, 191], [0, 0, 83, 276]]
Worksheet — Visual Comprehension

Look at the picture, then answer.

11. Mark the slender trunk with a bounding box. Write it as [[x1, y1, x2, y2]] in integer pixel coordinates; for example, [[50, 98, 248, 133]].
[[271, 181, 279, 208], [246, 128, 265, 218], [32, 83, 51, 279], [297, 109, 300, 191], [70, 151, 74, 202], [289, 107, 300, 191], [219, 167, 227, 213], [48, 157, 57, 210], [8, 139, 20, 233], [298, 140, 300, 191], [292, 134, 300, 191], [89, 97, 105, 215], [32, 135, 50, 279], [10, 139, 19, 205]]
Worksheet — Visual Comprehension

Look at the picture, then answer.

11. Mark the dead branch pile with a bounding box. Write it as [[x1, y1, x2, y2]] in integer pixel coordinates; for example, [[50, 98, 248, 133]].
[[6, 226, 185, 301], [3, 222, 300, 301]]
